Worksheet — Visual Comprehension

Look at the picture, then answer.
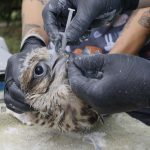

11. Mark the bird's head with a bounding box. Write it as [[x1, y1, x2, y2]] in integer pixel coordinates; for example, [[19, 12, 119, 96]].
[[19, 47, 99, 131]]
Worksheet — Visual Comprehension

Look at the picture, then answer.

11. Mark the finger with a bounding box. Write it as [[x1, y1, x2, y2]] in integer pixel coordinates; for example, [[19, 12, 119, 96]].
[[5, 55, 18, 81], [73, 54, 105, 72], [68, 61, 101, 106], [66, 1, 101, 42], [8, 82, 25, 103], [42, 0, 62, 40], [6, 105, 23, 114], [68, 61, 99, 95], [4, 94, 32, 113], [66, 11, 91, 42], [68, 61, 89, 91]]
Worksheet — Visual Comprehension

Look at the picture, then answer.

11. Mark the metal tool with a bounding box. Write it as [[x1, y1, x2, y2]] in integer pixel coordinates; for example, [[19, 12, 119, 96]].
[[61, 8, 75, 52]]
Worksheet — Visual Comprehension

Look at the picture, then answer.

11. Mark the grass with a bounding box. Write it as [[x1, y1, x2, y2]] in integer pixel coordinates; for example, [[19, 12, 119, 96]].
[[0, 25, 21, 54]]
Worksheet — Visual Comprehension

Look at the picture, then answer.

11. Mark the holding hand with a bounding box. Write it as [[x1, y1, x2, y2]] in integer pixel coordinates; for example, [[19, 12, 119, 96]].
[[43, 0, 139, 51], [68, 54, 150, 114], [4, 37, 45, 113]]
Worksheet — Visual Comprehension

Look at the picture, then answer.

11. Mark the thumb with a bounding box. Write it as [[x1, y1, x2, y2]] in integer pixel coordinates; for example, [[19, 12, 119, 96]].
[[42, 0, 61, 41], [68, 60, 104, 107], [66, 0, 103, 43], [66, 10, 94, 43], [73, 54, 105, 73], [68, 60, 90, 93]]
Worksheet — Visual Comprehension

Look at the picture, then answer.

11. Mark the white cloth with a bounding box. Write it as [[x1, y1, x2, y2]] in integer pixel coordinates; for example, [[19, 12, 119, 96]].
[[0, 37, 12, 74]]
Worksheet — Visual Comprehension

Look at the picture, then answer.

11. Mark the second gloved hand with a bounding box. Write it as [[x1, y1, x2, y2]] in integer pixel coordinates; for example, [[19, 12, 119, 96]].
[[42, 0, 139, 51], [68, 54, 150, 114]]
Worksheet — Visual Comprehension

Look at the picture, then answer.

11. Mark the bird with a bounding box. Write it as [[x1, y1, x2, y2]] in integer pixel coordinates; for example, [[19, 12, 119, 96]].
[[12, 47, 102, 132]]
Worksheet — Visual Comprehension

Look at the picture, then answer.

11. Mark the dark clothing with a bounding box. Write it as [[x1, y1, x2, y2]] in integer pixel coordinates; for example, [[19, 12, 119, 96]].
[[128, 108, 150, 126]]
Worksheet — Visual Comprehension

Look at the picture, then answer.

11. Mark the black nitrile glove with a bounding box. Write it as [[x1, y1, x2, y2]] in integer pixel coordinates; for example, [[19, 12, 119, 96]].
[[68, 54, 150, 114], [4, 37, 45, 113], [42, 0, 139, 51]]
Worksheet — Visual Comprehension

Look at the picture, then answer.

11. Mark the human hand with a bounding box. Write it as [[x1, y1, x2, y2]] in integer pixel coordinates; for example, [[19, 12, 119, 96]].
[[68, 54, 150, 114], [43, 0, 139, 51], [4, 37, 45, 113]]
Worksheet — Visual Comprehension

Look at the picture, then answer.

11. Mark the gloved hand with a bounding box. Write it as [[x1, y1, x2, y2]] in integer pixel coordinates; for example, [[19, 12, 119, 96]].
[[42, 0, 139, 51], [68, 54, 150, 114], [4, 37, 45, 113]]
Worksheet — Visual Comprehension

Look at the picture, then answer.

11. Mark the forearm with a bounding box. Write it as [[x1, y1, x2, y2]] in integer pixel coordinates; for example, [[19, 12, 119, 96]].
[[110, 8, 150, 54], [22, 0, 49, 46], [138, 0, 150, 8]]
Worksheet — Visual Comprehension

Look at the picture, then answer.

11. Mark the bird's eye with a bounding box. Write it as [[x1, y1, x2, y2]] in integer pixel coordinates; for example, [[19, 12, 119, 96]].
[[34, 62, 47, 78], [35, 66, 44, 75]]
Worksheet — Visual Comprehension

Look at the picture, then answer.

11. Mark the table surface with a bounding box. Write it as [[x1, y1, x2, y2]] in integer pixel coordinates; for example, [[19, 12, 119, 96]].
[[0, 110, 149, 150]]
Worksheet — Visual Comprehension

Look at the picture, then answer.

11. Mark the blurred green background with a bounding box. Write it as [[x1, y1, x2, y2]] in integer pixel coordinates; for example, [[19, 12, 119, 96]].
[[0, 0, 22, 54]]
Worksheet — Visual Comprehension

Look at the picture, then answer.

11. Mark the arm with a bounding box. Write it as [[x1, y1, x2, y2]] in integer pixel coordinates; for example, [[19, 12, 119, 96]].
[[22, 0, 49, 47], [138, 0, 150, 8], [110, 7, 150, 54]]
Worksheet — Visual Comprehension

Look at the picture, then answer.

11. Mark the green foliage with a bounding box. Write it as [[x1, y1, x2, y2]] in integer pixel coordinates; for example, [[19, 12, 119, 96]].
[[0, 0, 22, 25], [0, 26, 21, 54], [0, 1, 22, 53]]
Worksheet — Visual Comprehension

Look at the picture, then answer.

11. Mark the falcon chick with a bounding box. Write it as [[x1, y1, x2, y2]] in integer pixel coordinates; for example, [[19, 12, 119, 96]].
[[15, 47, 100, 132]]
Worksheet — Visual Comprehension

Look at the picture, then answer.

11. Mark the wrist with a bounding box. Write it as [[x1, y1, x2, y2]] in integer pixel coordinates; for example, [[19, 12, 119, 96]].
[[20, 36, 46, 53], [123, 0, 139, 11]]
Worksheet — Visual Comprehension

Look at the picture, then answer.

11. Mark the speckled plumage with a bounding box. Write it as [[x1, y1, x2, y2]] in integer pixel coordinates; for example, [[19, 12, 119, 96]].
[[12, 47, 101, 132]]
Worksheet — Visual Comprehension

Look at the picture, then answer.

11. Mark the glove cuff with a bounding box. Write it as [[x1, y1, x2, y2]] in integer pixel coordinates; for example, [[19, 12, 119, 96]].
[[123, 0, 139, 11], [20, 36, 46, 53]]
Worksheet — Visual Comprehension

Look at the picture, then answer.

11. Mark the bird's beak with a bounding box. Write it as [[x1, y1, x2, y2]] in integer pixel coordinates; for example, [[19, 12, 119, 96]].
[[47, 42, 62, 69]]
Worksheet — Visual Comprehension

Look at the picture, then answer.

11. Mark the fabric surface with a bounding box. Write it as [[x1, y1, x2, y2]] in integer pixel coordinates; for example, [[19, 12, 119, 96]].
[[0, 112, 150, 150]]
